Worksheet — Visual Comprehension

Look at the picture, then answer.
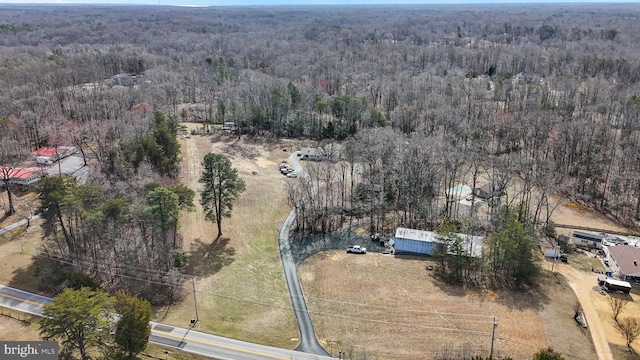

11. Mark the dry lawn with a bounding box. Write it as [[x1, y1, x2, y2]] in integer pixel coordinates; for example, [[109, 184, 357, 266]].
[[299, 252, 595, 360], [153, 126, 311, 349], [592, 286, 640, 359], [2, 128, 640, 359]]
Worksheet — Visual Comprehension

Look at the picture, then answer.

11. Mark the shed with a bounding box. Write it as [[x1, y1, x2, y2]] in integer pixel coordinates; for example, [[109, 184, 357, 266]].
[[393, 227, 483, 258]]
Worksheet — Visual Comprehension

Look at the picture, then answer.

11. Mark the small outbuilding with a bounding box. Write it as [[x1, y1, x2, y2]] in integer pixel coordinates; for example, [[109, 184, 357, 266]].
[[393, 227, 483, 258]]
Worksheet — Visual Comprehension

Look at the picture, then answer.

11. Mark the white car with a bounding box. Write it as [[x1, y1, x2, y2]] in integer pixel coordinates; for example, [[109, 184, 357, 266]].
[[286, 172, 297, 178], [347, 245, 366, 254]]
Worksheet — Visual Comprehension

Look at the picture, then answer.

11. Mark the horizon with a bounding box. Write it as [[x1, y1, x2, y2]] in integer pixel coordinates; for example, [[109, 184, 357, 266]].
[[0, 0, 639, 6]]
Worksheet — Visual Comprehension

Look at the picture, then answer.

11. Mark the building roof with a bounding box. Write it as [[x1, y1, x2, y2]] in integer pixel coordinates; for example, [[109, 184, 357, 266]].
[[446, 184, 471, 197], [394, 227, 483, 258], [600, 277, 632, 288], [0, 167, 44, 180], [607, 245, 640, 277], [573, 230, 603, 243], [300, 147, 321, 157], [31, 147, 59, 157]]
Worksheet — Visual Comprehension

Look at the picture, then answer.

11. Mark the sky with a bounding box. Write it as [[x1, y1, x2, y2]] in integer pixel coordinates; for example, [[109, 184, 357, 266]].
[[0, 0, 639, 5]]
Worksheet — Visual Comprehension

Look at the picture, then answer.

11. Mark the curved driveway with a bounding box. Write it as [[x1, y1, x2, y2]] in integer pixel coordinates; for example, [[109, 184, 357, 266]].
[[278, 152, 330, 356]]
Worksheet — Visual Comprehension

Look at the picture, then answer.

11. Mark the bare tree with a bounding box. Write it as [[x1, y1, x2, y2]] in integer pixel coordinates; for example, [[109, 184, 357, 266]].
[[0, 120, 28, 216], [615, 317, 640, 351], [609, 296, 629, 323]]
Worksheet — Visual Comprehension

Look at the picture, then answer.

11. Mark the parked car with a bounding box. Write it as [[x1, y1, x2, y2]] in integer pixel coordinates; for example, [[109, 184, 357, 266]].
[[559, 254, 568, 263], [465, 194, 474, 201], [347, 245, 366, 254], [286, 172, 297, 178]]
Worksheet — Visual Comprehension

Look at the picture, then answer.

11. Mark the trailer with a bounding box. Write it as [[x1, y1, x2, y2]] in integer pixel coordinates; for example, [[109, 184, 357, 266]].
[[598, 277, 632, 294]]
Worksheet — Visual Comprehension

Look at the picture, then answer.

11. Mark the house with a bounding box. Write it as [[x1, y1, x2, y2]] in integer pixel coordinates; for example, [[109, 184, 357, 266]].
[[299, 148, 323, 161], [393, 227, 483, 258], [514, 72, 543, 85], [31, 146, 77, 162], [603, 245, 640, 282], [36, 156, 54, 166], [0, 167, 48, 189], [299, 145, 340, 162], [572, 230, 604, 250], [112, 74, 135, 87]]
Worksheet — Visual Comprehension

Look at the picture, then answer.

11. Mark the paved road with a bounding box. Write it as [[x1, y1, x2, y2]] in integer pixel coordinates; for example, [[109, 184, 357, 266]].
[[0, 151, 331, 359], [278, 152, 330, 356], [0, 284, 335, 360], [0, 215, 39, 236]]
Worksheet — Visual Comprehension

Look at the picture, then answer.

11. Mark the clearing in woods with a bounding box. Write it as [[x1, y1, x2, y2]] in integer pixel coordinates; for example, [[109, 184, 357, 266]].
[[0, 127, 638, 359]]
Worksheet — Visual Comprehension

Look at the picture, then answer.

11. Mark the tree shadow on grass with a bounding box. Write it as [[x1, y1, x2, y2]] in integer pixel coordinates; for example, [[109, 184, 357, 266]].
[[8, 260, 44, 295], [186, 237, 235, 277], [610, 343, 640, 360], [427, 269, 553, 312]]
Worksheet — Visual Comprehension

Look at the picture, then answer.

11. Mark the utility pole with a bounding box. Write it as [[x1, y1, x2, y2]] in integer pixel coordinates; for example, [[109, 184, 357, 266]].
[[490, 317, 498, 358], [180, 276, 199, 349], [192, 276, 199, 322]]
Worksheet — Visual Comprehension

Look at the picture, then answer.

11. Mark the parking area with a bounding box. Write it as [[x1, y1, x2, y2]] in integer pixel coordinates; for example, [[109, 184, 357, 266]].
[[46, 155, 90, 183]]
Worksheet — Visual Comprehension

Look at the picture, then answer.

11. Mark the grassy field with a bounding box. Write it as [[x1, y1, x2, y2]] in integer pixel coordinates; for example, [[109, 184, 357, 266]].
[[2, 131, 639, 360], [152, 131, 305, 349], [568, 252, 607, 273], [299, 252, 596, 360]]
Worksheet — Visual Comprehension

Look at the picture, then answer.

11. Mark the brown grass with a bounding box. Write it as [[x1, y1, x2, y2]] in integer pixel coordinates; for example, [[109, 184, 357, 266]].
[[299, 253, 595, 360], [1, 129, 638, 360], [152, 129, 311, 349]]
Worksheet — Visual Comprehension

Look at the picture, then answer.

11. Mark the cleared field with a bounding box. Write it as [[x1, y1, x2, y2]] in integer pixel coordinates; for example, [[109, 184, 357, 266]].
[[299, 252, 596, 360], [153, 127, 307, 349], [1, 129, 639, 360]]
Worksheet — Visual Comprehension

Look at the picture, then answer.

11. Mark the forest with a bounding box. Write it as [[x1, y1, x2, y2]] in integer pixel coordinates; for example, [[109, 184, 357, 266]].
[[1, 3, 640, 297]]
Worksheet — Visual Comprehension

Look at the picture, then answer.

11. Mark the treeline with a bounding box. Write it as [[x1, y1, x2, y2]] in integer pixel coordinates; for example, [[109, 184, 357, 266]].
[[0, 4, 631, 222], [0, 4, 640, 288], [32, 110, 191, 305]]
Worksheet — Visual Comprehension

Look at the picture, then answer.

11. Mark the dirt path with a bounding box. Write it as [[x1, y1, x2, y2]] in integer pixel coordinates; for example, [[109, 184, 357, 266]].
[[550, 200, 633, 234], [556, 263, 613, 360]]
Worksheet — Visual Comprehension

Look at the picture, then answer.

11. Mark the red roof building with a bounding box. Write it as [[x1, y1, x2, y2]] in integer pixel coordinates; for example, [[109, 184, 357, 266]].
[[30, 146, 77, 161], [31, 147, 59, 158], [0, 166, 48, 188]]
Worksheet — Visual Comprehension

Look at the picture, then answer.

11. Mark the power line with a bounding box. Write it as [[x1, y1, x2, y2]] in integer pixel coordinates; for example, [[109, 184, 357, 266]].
[[37, 253, 498, 335], [306, 295, 496, 319]]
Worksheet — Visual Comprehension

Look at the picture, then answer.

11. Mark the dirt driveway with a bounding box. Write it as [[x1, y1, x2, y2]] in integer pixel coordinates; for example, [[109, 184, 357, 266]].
[[556, 264, 613, 360]]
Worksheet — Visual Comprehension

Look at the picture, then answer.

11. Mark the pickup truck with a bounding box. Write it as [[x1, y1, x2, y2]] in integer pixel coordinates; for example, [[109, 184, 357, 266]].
[[347, 245, 366, 254]]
